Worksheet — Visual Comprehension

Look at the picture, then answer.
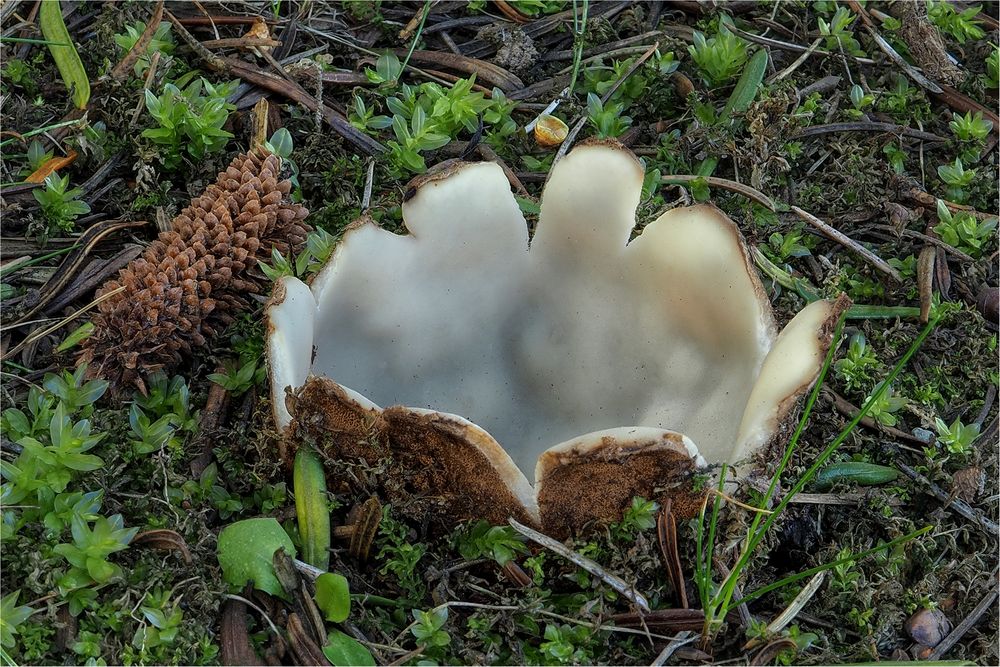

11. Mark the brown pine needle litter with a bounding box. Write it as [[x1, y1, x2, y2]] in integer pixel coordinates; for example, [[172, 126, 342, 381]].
[[77, 148, 309, 394]]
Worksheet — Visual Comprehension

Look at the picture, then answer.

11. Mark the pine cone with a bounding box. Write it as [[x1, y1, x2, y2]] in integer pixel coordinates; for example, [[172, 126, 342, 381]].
[[78, 148, 310, 394]]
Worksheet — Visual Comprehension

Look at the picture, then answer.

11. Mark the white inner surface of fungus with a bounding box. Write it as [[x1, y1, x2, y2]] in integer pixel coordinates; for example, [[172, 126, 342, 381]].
[[301, 147, 776, 476]]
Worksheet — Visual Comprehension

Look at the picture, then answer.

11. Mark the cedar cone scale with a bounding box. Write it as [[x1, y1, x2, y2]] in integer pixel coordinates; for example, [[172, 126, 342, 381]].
[[78, 149, 310, 394]]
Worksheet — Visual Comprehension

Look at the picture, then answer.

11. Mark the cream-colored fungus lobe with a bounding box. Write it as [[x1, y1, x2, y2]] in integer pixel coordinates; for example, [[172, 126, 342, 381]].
[[267, 141, 844, 531]]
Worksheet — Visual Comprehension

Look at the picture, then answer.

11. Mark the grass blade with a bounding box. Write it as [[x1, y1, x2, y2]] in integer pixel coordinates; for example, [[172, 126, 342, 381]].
[[39, 0, 90, 109], [733, 525, 932, 607]]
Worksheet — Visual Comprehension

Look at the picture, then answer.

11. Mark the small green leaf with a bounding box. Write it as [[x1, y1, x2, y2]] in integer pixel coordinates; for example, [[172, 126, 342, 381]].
[[217, 518, 296, 597], [814, 462, 899, 491], [720, 48, 768, 120], [56, 321, 94, 352], [314, 573, 351, 623], [322, 630, 375, 667], [515, 196, 540, 215], [294, 448, 330, 570], [267, 128, 293, 158]]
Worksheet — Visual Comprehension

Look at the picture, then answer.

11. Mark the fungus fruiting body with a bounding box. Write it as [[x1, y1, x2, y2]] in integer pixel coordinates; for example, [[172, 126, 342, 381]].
[[267, 141, 845, 535]]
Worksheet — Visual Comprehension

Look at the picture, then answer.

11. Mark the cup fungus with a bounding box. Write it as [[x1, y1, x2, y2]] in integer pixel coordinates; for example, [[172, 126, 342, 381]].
[[267, 140, 847, 536]]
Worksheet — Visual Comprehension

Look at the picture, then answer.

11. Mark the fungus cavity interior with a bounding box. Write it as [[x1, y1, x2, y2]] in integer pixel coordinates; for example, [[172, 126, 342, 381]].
[[268, 143, 841, 487]]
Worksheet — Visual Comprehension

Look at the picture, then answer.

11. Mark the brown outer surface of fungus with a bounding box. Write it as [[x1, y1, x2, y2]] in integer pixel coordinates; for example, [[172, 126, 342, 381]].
[[286, 376, 535, 528], [537, 434, 703, 538], [78, 148, 309, 393]]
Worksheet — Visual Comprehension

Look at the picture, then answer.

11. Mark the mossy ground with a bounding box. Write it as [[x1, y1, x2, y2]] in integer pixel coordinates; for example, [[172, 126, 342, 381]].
[[1, 1, 997, 665]]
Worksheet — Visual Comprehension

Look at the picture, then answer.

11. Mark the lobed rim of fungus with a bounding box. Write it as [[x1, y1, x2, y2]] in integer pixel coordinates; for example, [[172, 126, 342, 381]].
[[266, 140, 848, 535]]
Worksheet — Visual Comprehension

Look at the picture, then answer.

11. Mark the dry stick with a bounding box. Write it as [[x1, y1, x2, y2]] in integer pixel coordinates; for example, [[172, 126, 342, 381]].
[[745, 572, 826, 650], [509, 518, 652, 613], [866, 225, 975, 262], [439, 30, 462, 56], [650, 631, 696, 666], [662, 175, 776, 212], [894, 461, 1000, 536], [5, 219, 148, 328], [555, 41, 661, 163], [165, 10, 384, 156], [792, 206, 902, 282], [543, 30, 666, 63], [360, 158, 376, 211], [728, 24, 876, 64], [927, 571, 1000, 660], [792, 122, 945, 142], [1, 285, 124, 361], [917, 245, 936, 323], [109, 0, 164, 80], [769, 37, 822, 83], [823, 388, 927, 444], [845, 0, 942, 93], [201, 36, 282, 50], [390, 49, 524, 91], [131, 50, 161, 126], [715, 558, 753, 629], [789, 493, 904, 507]]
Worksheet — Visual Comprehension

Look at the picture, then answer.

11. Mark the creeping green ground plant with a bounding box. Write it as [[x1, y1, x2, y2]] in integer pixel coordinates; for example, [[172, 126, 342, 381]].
[[927, 0, 985, 43], [32, 172, 90, 234], [142, 77, 238, 169], [934, 417, 981, 457], [113, 21, 174, 75], [688, 22, 748, 86], [934, 200, 997, 257], [817, 5, 864, 56], [454, 520, 529, 566], [835, 333, 880, 391]]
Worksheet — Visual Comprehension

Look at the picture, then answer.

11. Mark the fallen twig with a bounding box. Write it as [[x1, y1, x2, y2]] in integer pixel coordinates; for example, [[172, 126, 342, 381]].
[[846, 0, 942, 93], [792, 206, 902, 282], [2, 287, 123, 361], [792, 122, 945, 142], [745, 572, 825, 650], [657, 500, 688, 609], [650, 631, 696, 666], [823, 388, 927, 443], [769, 37, 822, 83], [391, 49, 524, 91], [509, 518, 651, 613], [931, 83, 1000, 131], [895, 461, 999, 536], [663, 175, 776, 211], [166, 10, 384, 155], [4, 220, 148, 329], [109, 0, 164, 80], [865, 224, 975, 262], [788, 492, 904, 506]]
